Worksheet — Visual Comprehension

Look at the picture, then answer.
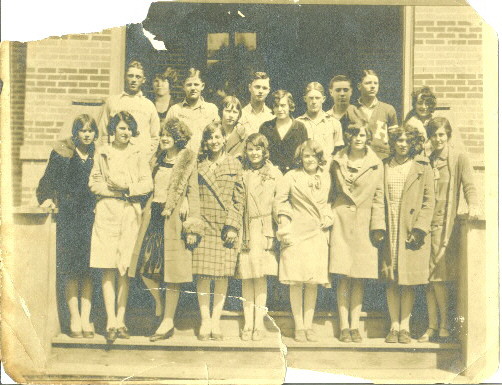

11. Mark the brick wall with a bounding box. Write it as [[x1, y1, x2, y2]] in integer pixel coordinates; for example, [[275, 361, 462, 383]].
[[10, 42, 27, 206], [20, 29, 119, 205], [413, 6, 484, 158]]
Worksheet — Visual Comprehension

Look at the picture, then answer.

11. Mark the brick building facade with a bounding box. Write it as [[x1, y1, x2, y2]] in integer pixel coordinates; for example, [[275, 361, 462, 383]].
[[7, 4, 487, 206]]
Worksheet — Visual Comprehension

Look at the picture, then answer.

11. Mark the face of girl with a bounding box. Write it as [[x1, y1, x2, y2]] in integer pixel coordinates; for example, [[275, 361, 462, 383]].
[[159, 130, 175, 151], [153, 77, 170, 97], [206, 128, 225, 154], [77, 124, 96, 146], [429, 126, 449, 152], [394, 133, 410, 157], [246, 143, 264, 166], [330, 81, 352, 107], [302, 148, 319, 174], [305, 90, 325, 114], [273, 96, 290, 119], [358, 75, 379, 98], [183, 76, 204, 102], [415, 96, 433, 118], [222, 104, 240, 127], [350, 130, 367, 151], [114, 121, 132, 145]]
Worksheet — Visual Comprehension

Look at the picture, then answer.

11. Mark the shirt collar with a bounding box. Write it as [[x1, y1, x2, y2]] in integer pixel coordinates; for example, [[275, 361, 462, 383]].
[[120, 90, 143, 98], [357, 97, 379, 109], [244, 103, 271, 115], [182, 97, 206, 109], [297, 111, 329, 121]]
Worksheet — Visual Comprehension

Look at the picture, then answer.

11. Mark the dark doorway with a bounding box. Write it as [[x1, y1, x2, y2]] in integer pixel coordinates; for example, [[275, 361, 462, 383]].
[[127, 3, 403, 118]]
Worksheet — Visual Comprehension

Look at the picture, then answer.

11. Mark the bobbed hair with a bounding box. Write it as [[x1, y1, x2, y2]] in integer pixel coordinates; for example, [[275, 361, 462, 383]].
[[198, 121, 226, 161], [220, 95, 243, 123], [344, 122, 372, 148], [160, 118, 192, 150], [242, 133, 270, 170], [412, 86, 437, 112], [425, 116, 453, 139], [293, 139, 327, 169], [388, 124, 425, 158], [107, 111, 139, 137], [71, 114, 99, 139], [272, 90, 295, 113], [154, 66, 178, 84]]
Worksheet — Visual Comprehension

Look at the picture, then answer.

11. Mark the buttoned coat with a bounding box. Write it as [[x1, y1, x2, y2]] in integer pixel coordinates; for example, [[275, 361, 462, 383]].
[[329, 147, 385, 278], [192, 154, 245, 277], [380, 155, 435, 285], [129, 149, 204, 283]]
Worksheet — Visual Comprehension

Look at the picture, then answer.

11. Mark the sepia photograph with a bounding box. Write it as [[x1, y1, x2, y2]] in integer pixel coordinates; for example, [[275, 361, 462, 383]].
[[1, 0, 498, 383]]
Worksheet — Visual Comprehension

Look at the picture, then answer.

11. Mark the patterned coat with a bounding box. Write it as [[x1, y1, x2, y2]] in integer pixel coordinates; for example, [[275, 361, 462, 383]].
[[129, 149, 204, 283], [192, 154, 245, 277], [380, 155, 435, 285], [329, 147, 385, 278]]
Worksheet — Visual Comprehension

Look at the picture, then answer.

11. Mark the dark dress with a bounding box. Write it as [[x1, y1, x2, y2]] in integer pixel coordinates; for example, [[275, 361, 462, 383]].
[[259, 118, 308, 174], [36, 138, 96, 277]]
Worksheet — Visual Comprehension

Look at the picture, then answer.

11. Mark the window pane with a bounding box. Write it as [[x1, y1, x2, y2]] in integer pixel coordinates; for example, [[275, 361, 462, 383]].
[[207, 33, 229, 58], [235, 32, 256, 51]]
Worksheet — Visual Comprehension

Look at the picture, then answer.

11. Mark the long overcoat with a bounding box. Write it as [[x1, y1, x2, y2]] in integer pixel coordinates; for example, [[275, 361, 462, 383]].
[[36, 137, 96, 275], [89, 143, 153, 275], [329, 147, 385, 278], [192, 155, 245, 277], [429, 144, 478, 280], [129, 149, 204, 283], [380, 155, 435, 285]]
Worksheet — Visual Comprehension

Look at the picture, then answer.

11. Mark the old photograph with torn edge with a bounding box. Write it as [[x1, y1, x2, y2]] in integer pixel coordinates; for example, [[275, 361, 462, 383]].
[[0, 0, 498, 383]]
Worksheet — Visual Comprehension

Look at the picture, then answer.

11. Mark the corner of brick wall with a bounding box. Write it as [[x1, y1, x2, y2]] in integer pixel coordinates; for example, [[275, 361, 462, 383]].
[[413, 6, 484, 158], [20, 30, 115, 205]]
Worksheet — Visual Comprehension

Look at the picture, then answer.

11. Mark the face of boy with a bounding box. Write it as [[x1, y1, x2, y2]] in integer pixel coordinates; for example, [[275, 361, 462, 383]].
[[249, 79, 270, 103], [125, 67, 145, 95], [304, 90, 325, 114], [330, 81, 352, 107], [184, 77, 204, 101]]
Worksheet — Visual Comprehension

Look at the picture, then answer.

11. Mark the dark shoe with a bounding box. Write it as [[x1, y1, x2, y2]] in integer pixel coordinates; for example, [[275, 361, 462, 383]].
[[306, 329, 318, 342], [82, 331, 94, 339], [350, 329, 363, 343], [339, 328, 351, 343], [105, 328, 117, 343], [116, 326, 130, 339], [149, 327, 174, 342], [418, 328, 437, 343], [294, 329, 307, 342], [69, 331, 83, 338], [385, 329, 399, 343], [438, 327, 452, 342], [398, 329, 412, 344]]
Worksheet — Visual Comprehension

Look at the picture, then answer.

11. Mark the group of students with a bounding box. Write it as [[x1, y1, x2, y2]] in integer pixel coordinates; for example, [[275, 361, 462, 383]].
[[37, 61, 479, 345]]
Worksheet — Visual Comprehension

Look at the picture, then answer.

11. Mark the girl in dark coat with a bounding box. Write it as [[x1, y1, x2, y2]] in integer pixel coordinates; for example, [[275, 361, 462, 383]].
[[259, 90, 308, 174], [418, 117, 479, 342], [36, 114, 98, 338], [193, 122, 245, 340], [381, 125, 435, 344]]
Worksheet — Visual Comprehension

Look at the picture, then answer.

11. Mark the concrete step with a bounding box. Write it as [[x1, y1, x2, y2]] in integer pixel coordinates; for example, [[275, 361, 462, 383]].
[[101, 310, 394, 339]]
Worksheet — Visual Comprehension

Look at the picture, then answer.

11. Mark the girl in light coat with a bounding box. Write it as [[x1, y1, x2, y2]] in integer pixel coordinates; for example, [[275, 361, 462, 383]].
[[329, 124, 385, 343], [275, 140, 333, 342], [89, 111, 153, 343], [238, 133, 282, 341]]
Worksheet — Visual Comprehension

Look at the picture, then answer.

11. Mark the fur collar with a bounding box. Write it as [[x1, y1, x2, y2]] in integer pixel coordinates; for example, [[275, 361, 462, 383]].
[[160, 149, 198, 213]]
